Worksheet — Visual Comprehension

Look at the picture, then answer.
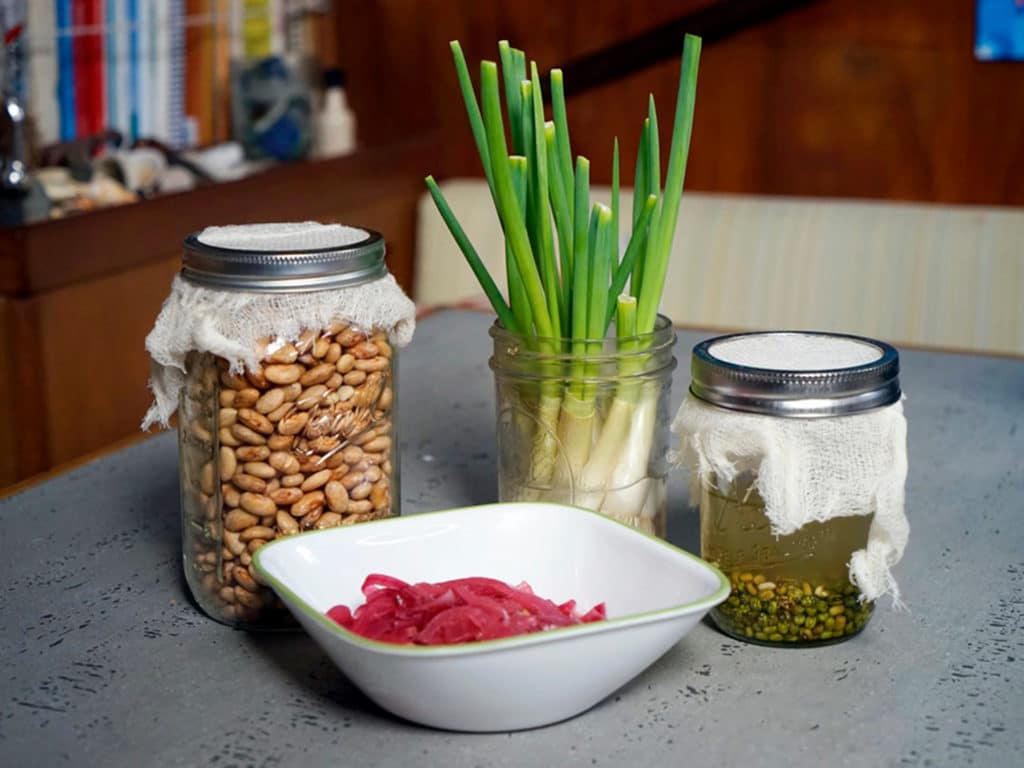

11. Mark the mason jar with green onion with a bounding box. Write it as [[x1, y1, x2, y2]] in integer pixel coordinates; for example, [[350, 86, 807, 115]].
[[425, 36, 701, 535]]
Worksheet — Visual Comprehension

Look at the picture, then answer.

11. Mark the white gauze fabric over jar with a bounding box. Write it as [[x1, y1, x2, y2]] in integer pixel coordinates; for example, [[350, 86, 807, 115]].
[[142, 222, 416, 428], [672, 333, 909, 605]]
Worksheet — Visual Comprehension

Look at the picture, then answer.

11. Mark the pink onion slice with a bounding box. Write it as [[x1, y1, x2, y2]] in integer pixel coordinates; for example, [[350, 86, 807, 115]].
[[327, 574, 606, 645]]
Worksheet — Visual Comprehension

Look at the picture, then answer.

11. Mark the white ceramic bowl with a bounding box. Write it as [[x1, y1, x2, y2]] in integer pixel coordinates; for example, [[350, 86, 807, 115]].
[[253, 502, 728, 732]]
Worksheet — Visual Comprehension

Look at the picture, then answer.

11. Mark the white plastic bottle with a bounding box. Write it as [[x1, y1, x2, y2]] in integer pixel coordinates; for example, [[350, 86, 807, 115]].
[[313, 68, 356, 159]]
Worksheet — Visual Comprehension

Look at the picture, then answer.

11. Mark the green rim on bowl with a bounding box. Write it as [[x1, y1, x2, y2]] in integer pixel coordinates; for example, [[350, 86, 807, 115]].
[[252, 502, 730, 656]]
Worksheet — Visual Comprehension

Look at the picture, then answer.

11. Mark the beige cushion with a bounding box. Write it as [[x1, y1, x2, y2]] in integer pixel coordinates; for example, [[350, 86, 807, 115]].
[[415, 179, 1024, 356]]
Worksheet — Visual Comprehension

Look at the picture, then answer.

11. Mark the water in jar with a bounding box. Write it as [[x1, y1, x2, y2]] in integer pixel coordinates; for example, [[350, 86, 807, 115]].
[[700, 475, 874, 645]]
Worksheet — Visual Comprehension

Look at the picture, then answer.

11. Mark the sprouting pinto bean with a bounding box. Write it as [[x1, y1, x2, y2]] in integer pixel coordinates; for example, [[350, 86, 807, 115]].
[[264, 364, 304, 385], [185, 323, 397, 625]]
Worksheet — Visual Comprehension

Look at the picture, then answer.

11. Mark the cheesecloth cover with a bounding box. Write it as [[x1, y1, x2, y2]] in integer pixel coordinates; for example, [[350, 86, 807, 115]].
[[672, 332, 909, 604], [142, 222, 416, 429]]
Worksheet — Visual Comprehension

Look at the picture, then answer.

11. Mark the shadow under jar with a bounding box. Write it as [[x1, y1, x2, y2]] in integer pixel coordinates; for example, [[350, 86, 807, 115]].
[[177, 231, 400, 629], [683, 331, 904, 647]]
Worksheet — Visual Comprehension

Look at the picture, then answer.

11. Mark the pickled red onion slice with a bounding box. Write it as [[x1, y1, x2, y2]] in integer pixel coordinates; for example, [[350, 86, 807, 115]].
[[327, 574, 606, 645]]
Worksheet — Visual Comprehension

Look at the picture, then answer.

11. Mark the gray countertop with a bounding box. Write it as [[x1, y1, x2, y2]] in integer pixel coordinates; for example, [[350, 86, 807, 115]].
[[2, 309, 1022, 768]]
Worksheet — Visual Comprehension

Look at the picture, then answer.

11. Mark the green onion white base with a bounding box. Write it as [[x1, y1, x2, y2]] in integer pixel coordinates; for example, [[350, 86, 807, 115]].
[[496, 381, 668, 537]]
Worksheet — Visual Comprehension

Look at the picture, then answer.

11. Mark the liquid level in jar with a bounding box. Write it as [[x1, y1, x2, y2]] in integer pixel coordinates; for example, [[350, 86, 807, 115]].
[[700, 479, 874, 645]]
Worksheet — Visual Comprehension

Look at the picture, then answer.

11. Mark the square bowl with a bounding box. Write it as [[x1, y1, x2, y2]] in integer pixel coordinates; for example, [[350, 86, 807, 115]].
[[253, 502, 728, 732]]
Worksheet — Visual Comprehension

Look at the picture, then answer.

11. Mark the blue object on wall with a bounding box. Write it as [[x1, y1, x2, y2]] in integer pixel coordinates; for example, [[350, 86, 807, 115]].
[[231, 56, 312, 162], [976, 0, 1024, 60], [56, 0, 76, 141]]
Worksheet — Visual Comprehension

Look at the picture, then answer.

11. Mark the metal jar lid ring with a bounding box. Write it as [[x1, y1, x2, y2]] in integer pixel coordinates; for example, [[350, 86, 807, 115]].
[[690, 331, 901, 418], [181, 227, 387, 292]]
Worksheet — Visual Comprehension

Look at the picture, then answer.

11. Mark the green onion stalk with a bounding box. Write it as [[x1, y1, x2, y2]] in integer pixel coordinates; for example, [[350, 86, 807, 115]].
[[426, 36, 701, 527]]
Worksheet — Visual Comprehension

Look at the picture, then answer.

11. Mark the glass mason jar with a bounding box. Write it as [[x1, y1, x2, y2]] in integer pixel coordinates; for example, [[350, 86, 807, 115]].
[[687, 331, 902, 647], [176, 231, 400, 629], [490, 316, 676, 537]]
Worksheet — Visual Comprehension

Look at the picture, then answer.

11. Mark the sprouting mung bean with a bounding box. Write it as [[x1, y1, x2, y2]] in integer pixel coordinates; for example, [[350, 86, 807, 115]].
[[714, 572, 873, 645]]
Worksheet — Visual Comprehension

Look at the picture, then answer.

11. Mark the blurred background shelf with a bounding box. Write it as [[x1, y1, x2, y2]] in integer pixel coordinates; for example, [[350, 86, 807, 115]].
[[0, 136, 435, 486]]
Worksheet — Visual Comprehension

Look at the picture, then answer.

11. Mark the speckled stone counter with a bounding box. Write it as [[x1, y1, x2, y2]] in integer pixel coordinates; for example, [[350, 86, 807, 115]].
[[2, 309, 1022, 768]]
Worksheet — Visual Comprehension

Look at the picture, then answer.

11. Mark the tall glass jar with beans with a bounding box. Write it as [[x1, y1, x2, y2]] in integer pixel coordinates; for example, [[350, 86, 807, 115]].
[[176, 230, 401, 629], [677, 331, 907, 647]]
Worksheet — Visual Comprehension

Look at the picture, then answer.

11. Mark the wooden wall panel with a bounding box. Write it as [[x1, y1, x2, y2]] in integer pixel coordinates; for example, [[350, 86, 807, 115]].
[[36, 256, 181, 464], [336, 0, 710, 169], [0, 297, 50, 483], [337, 0, 1024, 206], [0, 298, 15, 485]]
